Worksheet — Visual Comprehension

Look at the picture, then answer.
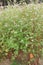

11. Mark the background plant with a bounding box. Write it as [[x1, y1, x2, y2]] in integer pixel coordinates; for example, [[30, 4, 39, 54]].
[[0, 4, 43, 64]]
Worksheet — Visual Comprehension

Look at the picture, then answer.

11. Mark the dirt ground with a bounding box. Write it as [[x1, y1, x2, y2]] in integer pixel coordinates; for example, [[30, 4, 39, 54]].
[[0, 59, 43, 65], [39, 58, 43, 65], [0, 59, 12, 65]]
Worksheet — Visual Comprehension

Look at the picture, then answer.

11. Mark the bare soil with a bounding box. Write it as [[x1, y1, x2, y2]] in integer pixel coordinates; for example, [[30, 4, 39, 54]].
[[0, 58, 43, 65], [0, 59, 12, 65], [39, 58, 43, 65]]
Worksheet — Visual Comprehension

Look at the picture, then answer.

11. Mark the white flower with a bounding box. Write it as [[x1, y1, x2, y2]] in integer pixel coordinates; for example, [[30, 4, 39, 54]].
[[31, 18, 34, 21], [11, 30, 14, 33], [31, 39, 34, 42], [26, 35, 28, 37], [4, 23, 8, 27], [20, 28, 22, 32], [20, 40, 24, 43], [41, 15, 43, 18], [26, 44, 28, 47], [14, 31, 17, 34], [34, 12, 38, 15]]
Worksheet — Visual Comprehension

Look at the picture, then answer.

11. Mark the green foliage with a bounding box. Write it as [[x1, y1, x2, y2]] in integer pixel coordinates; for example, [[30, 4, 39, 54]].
[[0, 4, 43, 60]]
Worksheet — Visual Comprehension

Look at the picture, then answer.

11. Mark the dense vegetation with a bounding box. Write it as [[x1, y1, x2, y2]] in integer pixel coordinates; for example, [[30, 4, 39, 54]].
[[0, 4, 43, 65], [0, 0, 43, 6]]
